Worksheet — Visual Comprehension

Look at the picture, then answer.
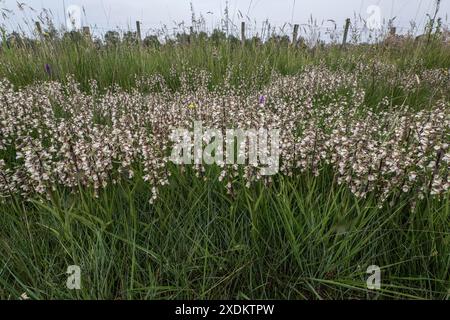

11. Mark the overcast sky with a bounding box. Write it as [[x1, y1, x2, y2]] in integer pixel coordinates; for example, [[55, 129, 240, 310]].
[[1, 0, 448, 37]]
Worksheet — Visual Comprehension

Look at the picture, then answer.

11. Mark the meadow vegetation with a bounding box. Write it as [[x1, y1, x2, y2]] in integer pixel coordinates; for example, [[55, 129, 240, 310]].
[[0, 10, 449, 299]]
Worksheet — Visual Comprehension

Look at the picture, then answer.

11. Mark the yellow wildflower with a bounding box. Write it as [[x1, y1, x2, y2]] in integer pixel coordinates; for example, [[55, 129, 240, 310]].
[[187, 102, 197, 109]]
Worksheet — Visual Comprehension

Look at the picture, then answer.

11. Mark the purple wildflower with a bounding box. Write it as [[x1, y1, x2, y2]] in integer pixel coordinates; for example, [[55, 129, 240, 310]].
[[44, 64, 52, 76], [258, 95, 266, 105]]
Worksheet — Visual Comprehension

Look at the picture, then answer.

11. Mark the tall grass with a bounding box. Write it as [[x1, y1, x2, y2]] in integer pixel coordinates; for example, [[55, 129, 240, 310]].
[[1, 165, 449, 299], [1, 28, 449, 92]]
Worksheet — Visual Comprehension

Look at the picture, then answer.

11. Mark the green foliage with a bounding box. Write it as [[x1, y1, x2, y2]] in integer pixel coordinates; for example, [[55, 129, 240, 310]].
[[0, 167, 448, 299]]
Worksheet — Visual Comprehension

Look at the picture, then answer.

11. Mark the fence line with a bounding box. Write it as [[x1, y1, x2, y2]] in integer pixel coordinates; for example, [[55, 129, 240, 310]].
[[10, 18, 445, 45]]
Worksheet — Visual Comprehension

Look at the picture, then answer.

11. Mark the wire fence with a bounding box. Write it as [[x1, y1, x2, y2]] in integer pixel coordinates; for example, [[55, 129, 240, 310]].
[[2, 15, 448, 46], [81, 20, 446, 45]]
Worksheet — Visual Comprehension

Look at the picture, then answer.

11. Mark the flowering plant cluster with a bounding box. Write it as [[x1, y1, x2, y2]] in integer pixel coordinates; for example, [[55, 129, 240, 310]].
[[0, 65, 448, 204]]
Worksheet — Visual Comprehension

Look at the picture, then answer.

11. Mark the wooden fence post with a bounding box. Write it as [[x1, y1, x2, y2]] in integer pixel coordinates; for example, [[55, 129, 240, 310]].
[[82, 26, 91, 40], [189, 26, 194, 44], [342, 18, 350, 46], [389, 26, 396, 37], [136, 21, 142, 43], [35, 21, 43, 39], [241, 21, 246, 44], [292, 24, 299, 45]]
